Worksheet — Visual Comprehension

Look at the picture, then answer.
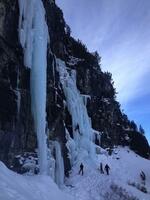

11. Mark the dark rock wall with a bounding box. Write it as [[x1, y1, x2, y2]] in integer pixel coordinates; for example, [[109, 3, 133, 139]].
[[0, 0, 35, 168]]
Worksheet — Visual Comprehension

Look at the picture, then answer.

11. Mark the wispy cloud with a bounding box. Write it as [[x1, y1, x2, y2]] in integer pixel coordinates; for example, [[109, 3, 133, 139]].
[[101, 38, 150, 105]]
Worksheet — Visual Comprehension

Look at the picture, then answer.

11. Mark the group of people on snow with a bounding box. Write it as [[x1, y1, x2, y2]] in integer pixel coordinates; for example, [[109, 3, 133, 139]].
[[78, 162, 110, 176], [78, 163, 146, 189]]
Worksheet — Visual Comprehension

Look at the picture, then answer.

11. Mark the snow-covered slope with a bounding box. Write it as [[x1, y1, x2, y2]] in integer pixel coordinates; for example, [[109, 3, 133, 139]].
[[0, 147, 150, 200], [64, 147, 150, 200], [0, 162, 73, 200]]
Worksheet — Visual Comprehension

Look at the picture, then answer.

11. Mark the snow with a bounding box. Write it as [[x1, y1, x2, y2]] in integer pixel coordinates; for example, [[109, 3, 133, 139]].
[[0, 162, 73, 200], [56, 58, 95, 164], [1, 147, 150, 200], [22, 157, 37, 174], [18, 0, 49, 174], [101, 97, 110, 104], [64, 147, 150, 200], [67, 56, 84, 66]]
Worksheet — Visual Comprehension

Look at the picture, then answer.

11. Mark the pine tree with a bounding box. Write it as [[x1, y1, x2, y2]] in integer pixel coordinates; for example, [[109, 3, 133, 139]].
[[139, 125, 145, 135]]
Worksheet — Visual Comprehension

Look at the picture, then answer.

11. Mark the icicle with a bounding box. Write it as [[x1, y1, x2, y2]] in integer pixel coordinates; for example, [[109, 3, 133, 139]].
[[18, 0, 49, 174], [65, 128, 77, 166], [18, 0, 35, 68], [70, 69, 76, 83], [81, 94, 91, 106], [53, 141, 64, 187], [92, 129, 102, 145], [47, 147, 55, 180]]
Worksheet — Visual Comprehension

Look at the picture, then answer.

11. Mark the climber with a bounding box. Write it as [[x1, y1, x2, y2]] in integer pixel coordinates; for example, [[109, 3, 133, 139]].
[[140, 171, 146, 185], [78, 163, 84, 175], [75, 124, 80, 132], [104, 164, 110, 175], [100, 162, 104, 174]]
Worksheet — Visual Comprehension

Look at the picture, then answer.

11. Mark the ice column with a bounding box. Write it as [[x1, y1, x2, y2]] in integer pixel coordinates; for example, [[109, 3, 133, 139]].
[[18, 0, 49, 174], [54, 141, 64, 187]]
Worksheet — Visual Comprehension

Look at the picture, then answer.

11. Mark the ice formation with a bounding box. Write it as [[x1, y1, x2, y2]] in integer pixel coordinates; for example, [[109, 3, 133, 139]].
[[65, 128, 76, 166], [81, 94, 91, 106], [53, 141, 65, 187], [15, 68, 21, 117], [56, 59, 95, 163], [18, 0, 49, 174]]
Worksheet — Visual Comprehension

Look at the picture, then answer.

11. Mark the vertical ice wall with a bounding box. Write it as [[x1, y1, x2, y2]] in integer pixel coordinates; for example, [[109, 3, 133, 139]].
[[18, 0, 49, 174], [56, 59, 95, 162], [54, 141, 64, 187]]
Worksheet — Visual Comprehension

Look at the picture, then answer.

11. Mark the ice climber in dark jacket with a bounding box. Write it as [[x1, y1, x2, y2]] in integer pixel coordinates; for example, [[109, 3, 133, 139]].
[[79, 163, 84, 175]]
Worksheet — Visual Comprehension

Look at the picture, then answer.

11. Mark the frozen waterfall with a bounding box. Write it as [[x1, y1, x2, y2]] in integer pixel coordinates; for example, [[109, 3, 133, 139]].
[[18, 0, 49, 174], [56, 59, 95, 163]]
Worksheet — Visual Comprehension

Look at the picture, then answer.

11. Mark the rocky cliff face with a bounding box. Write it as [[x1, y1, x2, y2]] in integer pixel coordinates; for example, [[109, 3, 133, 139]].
[[0, 0, 149, 177], [0, 0, 36, 169]]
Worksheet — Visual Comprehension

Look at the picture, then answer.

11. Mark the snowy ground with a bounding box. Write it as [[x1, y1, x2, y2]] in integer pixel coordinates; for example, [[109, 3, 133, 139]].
[[0, 162, 73, 200], [0, 147, 150, 200], [64, 147, 150, 200]]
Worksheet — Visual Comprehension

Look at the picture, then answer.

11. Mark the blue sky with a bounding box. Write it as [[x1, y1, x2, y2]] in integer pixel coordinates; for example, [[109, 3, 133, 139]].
[[56, 0, 150, 142]]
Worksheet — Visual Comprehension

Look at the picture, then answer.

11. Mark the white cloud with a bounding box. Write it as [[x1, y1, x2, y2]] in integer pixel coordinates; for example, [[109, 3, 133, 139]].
[[101, 38, 150, 106]]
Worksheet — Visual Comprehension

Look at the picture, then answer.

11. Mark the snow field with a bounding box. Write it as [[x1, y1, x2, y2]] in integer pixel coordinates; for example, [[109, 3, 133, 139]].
[[64, 147, 150, 200], [0, 162, 74, 200], [0, 147, 150, 200]]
